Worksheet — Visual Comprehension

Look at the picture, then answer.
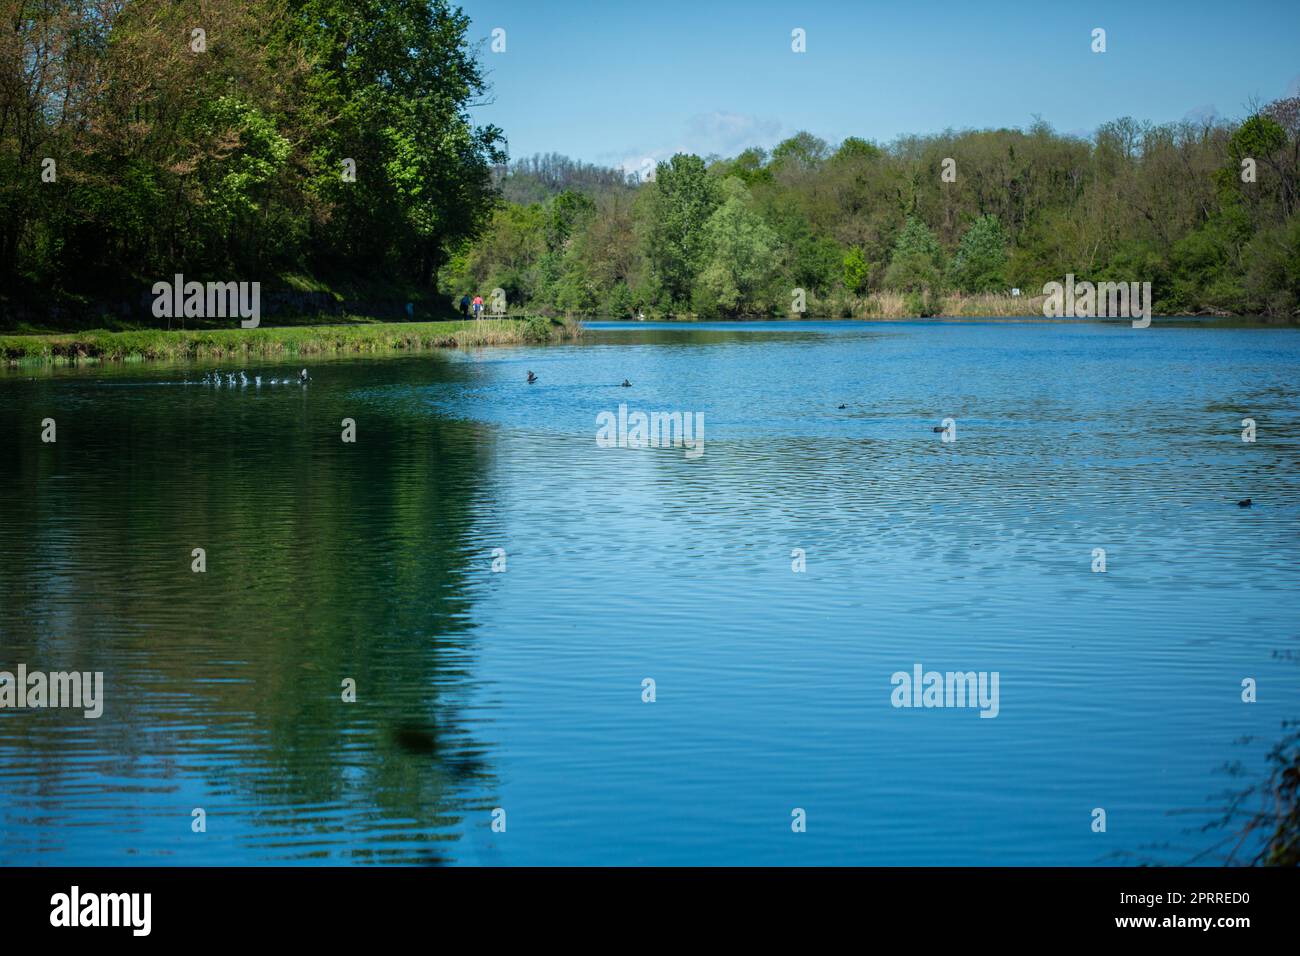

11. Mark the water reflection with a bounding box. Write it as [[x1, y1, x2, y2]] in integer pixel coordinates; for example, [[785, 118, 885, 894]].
[[0, 355, 500, 864]]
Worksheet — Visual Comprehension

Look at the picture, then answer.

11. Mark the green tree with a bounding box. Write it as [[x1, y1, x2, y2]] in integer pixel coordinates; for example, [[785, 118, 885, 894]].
[[843, 247, 870, 294], [545, 190, 596, 252], [770, 132, 830, 174], [694, 178, 780, 315], [946, 215, 1008, 293], [1243, 212, 1300, 315], [294, 0, 504, 287], [643, 154, 721, 307], [831, 137, 883, 165], [884, 217, 944, 291], [715, 147, 772, 186]]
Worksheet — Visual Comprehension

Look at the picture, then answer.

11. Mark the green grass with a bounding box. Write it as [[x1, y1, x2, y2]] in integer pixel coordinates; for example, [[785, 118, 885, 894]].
[[0, 317, 578, 365]]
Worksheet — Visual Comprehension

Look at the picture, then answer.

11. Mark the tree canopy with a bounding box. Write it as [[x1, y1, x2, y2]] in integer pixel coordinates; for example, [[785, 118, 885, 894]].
[[4, 6, 1298, 322], [1, 0, 504, 313], [444, 110, 1300, 317]]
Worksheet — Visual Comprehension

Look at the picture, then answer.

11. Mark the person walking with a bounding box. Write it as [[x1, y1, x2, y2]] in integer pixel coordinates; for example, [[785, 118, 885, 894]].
[[459, 294, 470, 317], [472, 294, 484, 320]]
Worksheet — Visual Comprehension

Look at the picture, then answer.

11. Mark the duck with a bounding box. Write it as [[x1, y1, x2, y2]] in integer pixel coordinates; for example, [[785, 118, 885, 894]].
[[1238, 498, 1252, 508], [527, 371, 537, 384], [621, 379, 631, 387], [299, 368, 310, 384], [932, 425, 945, 433], [838, 404, 847, 410]]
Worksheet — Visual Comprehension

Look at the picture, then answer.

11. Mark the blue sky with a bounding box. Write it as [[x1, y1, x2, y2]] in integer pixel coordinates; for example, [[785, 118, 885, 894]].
[[458, 0, 1300, 172]]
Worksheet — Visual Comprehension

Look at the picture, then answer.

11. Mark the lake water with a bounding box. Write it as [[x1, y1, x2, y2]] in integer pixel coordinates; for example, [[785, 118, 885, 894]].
[[1, 319, 1297, 865]]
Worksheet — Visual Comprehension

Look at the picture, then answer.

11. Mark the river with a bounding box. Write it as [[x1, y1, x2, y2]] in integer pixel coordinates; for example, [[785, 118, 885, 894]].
[[1, 319, 1297, 864]]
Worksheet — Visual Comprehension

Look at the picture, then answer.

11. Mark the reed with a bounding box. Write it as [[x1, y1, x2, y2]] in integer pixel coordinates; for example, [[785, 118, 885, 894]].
[[854, 291, 1045, 318]]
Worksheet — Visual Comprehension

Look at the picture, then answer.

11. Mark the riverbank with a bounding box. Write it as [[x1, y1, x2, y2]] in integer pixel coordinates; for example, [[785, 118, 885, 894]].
[[839, 290, 1045, 319], [0, 317, 579, 365], [541, 291, 1045, 321], [586, 290, 1293, 322], [567, 291, 1053, 320]]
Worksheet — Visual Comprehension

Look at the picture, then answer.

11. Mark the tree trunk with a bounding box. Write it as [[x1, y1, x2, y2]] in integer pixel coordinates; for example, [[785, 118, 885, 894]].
[[418, 240, 443, 292]]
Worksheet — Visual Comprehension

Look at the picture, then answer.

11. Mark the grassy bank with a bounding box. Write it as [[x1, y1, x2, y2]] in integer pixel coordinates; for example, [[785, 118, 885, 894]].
[[0, 317, 579, 365]]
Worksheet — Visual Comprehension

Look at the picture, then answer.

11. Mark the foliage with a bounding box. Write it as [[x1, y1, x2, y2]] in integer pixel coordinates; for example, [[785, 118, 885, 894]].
[[451, 109, 1298, 317], [693, 178, 780, 315], [946, 215, 1009, 293], [842, 247, 870, 295], [9, 10, 1298, 325], [642, 153, 722, 308], [884, 217, 944, 292], [1, 0, 503, 319]]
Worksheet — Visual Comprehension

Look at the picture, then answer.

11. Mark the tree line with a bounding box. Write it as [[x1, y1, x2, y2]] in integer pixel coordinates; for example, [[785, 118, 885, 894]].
[[3, 2, 1297, 324], [446, 104, 1300, 318], [0, 0, 504, 321]]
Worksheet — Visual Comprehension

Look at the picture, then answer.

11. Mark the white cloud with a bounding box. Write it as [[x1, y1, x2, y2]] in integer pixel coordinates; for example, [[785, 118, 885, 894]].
[[684, 111, 783, 155], [602, 111, 784, 179]]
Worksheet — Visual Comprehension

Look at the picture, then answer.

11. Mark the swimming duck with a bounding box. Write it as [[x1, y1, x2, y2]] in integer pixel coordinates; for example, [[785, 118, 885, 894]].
[[932, 425, 945, 433], [299, 368, 310, 384], [1238, 498, 1252, 508], [527, 371, 537, 383], [838, 404, 847, 410], [621, 379, 631, 387]]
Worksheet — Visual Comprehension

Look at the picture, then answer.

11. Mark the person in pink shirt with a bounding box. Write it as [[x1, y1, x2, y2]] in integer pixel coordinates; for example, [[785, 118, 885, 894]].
[[472, 295, 484, 319]]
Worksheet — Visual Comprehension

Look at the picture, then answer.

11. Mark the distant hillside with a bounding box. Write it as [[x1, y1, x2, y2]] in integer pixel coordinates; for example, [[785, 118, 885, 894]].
[[494, 153, 637, 203]]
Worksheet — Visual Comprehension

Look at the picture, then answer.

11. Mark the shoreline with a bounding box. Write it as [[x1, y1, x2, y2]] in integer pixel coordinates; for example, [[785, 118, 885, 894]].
[[0, 318, 579, 366], [4, 310, 1295, 367], [586, 313, 1299, 327]]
